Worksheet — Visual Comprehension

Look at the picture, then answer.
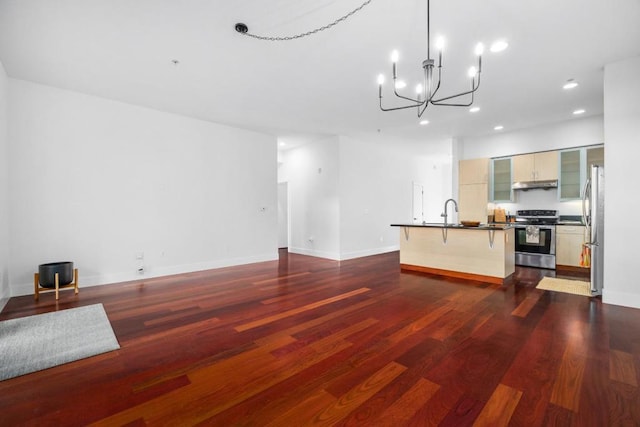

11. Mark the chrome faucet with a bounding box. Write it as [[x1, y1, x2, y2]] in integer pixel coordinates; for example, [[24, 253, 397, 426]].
[[441, 198, 458, 227]]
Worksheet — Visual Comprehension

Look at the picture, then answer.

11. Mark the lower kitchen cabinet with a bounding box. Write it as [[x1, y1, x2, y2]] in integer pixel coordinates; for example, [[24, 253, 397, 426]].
[[556, 225, 588, 268]]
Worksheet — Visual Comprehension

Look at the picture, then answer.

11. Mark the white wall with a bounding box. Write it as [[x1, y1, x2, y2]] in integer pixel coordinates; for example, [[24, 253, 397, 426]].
[[8, 79, 278, 296], [278, 134, 453, 260], [461, 116, 604, 160], [603, 55, 640, 308], [0, 61, 9, 311], [278, 136, 341, 259], [338, 134, 453, 259]]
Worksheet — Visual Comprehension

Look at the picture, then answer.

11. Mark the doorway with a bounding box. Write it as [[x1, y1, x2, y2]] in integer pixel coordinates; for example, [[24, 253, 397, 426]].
[[277, 182, 288, 249]]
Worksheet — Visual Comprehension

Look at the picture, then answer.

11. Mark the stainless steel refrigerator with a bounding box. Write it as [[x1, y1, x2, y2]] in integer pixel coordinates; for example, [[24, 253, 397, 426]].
[[582, 164, 604, 295]]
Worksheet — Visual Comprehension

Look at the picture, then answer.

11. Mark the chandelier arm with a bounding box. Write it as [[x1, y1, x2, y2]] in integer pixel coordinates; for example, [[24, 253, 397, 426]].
[[417, 99, 430, 117], [431, 92, 474, 105], [393, 88, 423, 104], [431, 83, 476, 106], [431, 73, 481, 104], [430, 96, 474, 107], [379, 99, 426, 112]]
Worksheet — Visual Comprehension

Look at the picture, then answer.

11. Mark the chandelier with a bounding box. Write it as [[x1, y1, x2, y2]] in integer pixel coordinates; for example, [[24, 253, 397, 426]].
[[377, 0, 485, 117]]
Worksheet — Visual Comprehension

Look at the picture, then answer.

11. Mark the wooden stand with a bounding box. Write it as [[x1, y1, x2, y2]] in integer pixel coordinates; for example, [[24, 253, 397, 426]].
[[34, 268, 79, 301]]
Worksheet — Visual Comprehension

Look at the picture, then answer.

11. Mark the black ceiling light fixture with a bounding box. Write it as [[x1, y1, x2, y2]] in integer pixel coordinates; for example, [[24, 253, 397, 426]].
[[377, 0, 505, 118]]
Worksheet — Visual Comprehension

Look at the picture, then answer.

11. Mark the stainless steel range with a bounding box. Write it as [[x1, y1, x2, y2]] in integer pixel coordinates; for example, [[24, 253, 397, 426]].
[[514, 209, 558, 269]]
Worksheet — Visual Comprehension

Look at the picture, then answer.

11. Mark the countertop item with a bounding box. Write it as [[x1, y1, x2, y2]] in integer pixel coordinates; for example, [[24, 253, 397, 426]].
[[460, 220, 481, 227]]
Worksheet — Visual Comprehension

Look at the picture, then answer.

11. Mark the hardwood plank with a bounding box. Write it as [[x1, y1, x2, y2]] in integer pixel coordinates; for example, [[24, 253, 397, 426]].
[[550, 339, 587, 412], [264, 389, 337, 427], [610, 349, 638, 386], [439, 395, 485, 426], [312, 361, 407, 425], [511, 291, 542, 317], [376, 377, 440, 425], [234, 287, 371, 332], [472, 383, 523, 426]]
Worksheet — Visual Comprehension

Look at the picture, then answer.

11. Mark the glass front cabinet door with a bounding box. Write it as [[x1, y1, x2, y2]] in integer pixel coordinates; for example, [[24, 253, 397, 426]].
[[491, 157, 512, 202], [559, 145, 604, 200], [559, 149, 581, 199]]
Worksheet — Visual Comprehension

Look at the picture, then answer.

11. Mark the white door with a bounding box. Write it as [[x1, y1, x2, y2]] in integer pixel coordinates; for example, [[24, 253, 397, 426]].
[[277, 182, 288, 248]]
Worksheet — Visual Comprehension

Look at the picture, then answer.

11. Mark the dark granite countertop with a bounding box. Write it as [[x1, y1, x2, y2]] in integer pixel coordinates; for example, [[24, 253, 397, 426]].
[[390, 223, 512, 230]]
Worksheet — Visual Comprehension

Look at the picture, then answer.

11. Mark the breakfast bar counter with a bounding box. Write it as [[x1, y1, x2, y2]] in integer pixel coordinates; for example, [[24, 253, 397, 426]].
[[391, 223, 515, 284]]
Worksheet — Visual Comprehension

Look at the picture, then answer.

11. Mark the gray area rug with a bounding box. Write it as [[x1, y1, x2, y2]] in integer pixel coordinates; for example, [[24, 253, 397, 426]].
[[0, 303, 120, 381]]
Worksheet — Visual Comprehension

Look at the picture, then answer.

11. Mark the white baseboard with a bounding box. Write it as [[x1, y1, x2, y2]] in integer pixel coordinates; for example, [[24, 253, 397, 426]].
[[603, 289, 640, 309], [339, 245, 399, 261], [288, 245, 399, 261], [9, 252, 279, 297], [288, 247, 341, 261]]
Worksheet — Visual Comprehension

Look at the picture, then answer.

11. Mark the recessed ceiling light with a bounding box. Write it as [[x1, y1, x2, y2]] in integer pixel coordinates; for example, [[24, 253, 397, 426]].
[[279, 141, 286, 147], [420, 120, 429, 125], [469, 107, 480, 113], [494, 125, 504, 131], [573, 109, 586, 115], [395, 80, 407, 89], [490, 40, 508, 53], [563, 79, 579, 90]]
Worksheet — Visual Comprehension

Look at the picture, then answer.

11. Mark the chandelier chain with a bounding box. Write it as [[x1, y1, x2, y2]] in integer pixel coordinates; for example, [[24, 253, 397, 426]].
[[239, 0, 374, 41]]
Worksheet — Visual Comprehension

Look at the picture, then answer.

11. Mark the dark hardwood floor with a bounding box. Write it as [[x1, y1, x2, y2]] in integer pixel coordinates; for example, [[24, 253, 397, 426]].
[[1, 250, 639, 426]]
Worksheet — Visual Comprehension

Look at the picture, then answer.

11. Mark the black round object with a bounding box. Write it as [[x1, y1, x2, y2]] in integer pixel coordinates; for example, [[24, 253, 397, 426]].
[[38, 262, 74, 288], [235, 23, 248, 34]]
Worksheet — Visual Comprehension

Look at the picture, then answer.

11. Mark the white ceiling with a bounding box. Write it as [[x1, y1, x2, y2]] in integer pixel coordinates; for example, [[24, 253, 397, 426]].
[[1, 0, 639, 147]]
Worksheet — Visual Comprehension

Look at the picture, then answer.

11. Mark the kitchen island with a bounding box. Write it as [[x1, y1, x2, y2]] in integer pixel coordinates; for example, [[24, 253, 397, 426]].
[[391, 223, 515, 284]]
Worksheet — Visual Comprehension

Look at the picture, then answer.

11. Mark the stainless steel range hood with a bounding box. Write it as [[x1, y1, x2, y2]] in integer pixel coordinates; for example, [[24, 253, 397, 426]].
[[512, 179, 558, 190]]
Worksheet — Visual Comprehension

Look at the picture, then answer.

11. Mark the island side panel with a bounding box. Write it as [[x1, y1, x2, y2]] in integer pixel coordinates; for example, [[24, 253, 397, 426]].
[[398, 227, 514, 281], [503, 227, 515, 278]]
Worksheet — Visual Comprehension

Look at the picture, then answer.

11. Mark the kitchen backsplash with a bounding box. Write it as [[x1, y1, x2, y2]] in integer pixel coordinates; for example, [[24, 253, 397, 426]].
[[489, 188, 583, 217]]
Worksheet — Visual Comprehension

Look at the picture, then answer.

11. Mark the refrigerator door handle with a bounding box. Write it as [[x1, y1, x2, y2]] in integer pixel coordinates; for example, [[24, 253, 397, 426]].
[[581, 177, 591, 227]]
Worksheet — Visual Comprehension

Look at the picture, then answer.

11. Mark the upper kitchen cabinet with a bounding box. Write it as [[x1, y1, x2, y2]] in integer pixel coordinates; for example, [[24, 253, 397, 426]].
[[491, 157, 512, 202], [459, 158, 489, 185], [459, 184, 489, 222], [559, 145, 604, 200], [513, 151, 559, 182], [459, 158, 489, 222], [559, 149, 581, 199], [587, 146, 604, 167]]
